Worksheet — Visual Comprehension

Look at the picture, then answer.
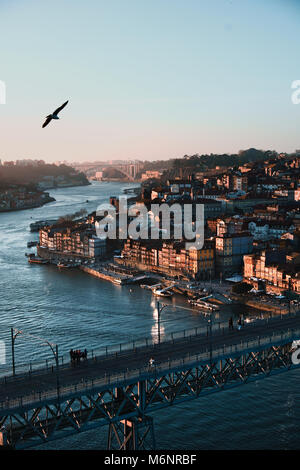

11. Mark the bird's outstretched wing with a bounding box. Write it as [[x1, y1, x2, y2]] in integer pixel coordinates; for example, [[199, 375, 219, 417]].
[[53, 100, 69, 115], [42, 116, 52, 128]]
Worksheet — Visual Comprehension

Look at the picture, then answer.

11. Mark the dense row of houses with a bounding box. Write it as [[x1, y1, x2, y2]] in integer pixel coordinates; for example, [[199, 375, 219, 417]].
[[243, 251, 300, 294], [121, 238, 215, 280], [39, 223, 106, 259]]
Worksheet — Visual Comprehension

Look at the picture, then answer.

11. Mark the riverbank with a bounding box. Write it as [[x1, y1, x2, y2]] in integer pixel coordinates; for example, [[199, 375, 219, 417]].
[[38, 180, 91, 190], [80, 264, 162, 286]]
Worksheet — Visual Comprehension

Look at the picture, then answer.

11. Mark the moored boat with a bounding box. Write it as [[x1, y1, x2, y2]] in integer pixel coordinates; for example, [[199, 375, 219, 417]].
[[27, 241, 38, 248], [152, 287, 173, 298], [30, 219, 59, 232], [28, 255, 49, 265], [57, 262, 73, 269], [188, 298, 219, 311]]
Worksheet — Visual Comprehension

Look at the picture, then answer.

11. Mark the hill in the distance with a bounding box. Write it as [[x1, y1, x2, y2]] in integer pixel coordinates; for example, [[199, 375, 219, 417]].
[[0, 163, 90, 189]]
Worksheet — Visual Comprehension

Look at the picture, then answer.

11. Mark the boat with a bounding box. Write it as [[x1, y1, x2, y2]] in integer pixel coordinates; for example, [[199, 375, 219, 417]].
[[57, 262, 73, 269], [27, 241, 38, 248], [122, 186, 140, 195], [188, 298, 219, 311], [28, 255, 49, 265], [30, 219, 59, 232], [152, 287, 173, 298]]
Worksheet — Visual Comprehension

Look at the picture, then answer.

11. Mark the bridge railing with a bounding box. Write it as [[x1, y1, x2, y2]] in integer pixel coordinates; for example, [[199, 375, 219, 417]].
[[1, 324, 300, 412], [0, 318, 258, 379], [72, 308, 300, 360], [0, 321, 230, 379], [0, 309, 298, 382]]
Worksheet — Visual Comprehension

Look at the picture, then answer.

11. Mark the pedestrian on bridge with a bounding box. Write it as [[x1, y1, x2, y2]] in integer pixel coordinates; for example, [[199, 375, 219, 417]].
[[70, 349, 88, 364], [149, 357, 155, 369]]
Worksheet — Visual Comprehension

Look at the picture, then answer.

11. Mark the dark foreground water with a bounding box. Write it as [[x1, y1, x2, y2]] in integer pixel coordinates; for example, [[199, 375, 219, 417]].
[[0, 181, 299, 450]]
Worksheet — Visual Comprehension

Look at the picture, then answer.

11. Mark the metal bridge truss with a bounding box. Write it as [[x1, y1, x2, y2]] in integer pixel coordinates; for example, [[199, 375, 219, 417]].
[[0, 339, 299, 449]]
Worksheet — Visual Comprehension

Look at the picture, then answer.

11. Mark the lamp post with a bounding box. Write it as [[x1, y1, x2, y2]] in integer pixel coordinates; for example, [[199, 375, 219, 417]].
[[156, 301, 168, 344], [11, 328, 22, 376], [10, 329, 60, 398], [207, 316, 213, 362], [44, 341, 60, 402]]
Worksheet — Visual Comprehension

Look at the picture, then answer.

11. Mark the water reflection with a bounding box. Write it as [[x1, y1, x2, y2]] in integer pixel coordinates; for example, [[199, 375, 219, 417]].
[[150, 297, 166, 344]]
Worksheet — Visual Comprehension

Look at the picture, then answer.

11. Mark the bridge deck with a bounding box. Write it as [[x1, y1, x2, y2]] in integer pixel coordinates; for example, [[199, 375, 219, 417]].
[[1, 313, 300, 411]]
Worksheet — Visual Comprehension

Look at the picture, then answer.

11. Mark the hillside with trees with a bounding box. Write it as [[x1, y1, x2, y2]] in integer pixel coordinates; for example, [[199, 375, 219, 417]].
[[0, 163, 89, 187], [140, 148, 287, 178]]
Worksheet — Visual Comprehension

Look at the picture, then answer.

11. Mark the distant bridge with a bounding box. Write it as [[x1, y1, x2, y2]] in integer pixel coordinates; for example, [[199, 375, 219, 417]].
[[73, 161, 143, 181], [0, 312, 300, 449]]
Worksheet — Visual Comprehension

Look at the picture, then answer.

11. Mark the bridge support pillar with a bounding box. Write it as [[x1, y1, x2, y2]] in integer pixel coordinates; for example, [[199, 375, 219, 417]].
[[107, 415, 155, 450]]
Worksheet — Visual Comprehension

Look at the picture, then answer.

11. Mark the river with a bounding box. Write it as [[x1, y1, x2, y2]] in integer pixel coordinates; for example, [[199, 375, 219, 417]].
[[0, 181, 299, 449]]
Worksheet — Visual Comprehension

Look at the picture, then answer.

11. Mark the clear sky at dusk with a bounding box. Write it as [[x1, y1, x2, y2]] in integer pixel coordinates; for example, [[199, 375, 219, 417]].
[[0, 0, 300, 162]]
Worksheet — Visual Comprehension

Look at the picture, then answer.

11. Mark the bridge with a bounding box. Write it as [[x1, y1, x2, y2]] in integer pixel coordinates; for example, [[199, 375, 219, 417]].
[[0, 312, 300, 449], [73, 161, 143, 181]]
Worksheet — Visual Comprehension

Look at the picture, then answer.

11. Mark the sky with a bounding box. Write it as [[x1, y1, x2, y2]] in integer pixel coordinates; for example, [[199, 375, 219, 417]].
[[0, 0, 300, 162]]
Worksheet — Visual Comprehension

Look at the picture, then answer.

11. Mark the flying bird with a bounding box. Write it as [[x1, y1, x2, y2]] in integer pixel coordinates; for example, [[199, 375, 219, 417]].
[[42, 100, 69, 128]]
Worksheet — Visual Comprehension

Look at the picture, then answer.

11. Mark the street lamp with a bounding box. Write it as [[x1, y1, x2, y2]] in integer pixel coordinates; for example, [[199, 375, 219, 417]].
[[10, 328, 60, 399], [156, 301, 168, 344], [11, 328, 22, 376], [207, 316, 213, 362], [43, 340, 60, 402]]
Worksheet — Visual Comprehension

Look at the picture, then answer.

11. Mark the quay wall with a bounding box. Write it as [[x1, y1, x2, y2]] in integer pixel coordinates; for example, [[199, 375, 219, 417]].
[[79, 265, 128, 284], [233, 295, 290, 314], [37, 246, 92, 264]]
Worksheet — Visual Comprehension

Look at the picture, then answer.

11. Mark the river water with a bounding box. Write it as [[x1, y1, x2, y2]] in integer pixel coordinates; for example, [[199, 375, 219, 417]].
[[0, 181, 299, 450]]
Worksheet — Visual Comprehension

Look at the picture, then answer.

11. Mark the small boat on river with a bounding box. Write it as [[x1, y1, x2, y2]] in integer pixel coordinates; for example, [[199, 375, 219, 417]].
[[152, 287, 173, 298], [28, 255, 49, 265]]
